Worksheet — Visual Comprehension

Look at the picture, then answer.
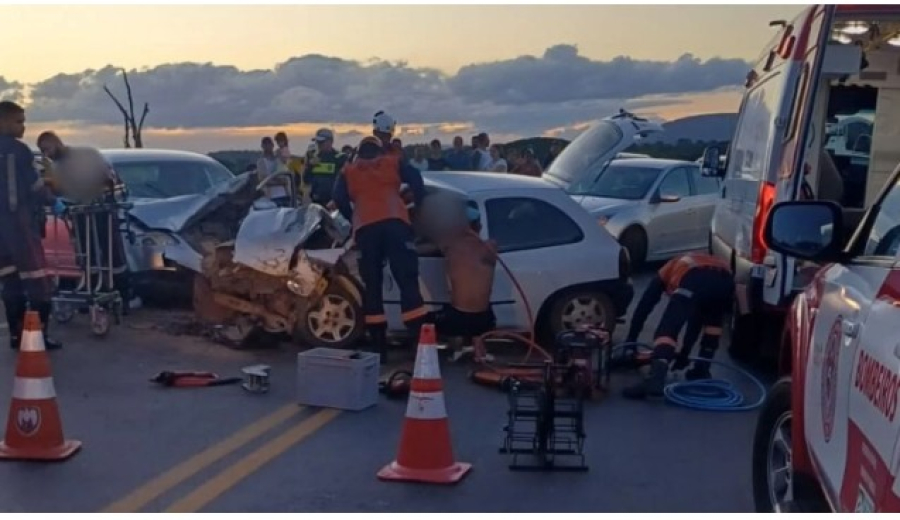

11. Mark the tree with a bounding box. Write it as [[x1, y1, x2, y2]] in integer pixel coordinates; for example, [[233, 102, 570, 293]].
[[103, 68, 149, 148]]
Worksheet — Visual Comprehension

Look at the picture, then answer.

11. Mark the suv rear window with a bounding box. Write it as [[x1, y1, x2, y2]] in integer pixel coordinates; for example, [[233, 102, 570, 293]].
[[486, 197, 583, 253]]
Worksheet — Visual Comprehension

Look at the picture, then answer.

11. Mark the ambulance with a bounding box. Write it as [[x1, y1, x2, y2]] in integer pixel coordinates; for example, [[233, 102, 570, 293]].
[[701, 5, 900, 367], [706, 4, 900, 512]]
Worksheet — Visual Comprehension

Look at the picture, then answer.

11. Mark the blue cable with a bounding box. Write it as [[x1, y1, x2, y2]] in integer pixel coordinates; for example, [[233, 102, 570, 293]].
[[610, 342, 767, 412]]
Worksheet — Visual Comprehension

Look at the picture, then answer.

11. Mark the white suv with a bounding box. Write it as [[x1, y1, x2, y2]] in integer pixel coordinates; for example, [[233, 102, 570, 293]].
[[751, 163, 900, 512]]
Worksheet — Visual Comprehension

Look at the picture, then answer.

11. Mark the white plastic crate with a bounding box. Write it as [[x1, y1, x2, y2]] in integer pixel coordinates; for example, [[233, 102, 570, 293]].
[[296, 348, 380, 411]]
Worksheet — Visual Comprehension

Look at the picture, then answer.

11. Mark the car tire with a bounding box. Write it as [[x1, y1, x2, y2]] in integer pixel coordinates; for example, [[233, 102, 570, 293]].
[[294, 279, 364, 350], [619, 227, 647, 270], [752, 377, 828, 513], [728, 297, 761, 364], [546, 289, 617, 339]]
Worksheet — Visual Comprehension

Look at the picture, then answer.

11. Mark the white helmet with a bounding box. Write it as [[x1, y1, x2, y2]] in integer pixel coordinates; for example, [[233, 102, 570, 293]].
[[373, 110, 396, 134]]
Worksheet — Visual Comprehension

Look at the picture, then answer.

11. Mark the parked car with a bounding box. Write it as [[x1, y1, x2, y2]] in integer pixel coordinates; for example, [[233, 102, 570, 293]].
[[699, 4, 900, 365], [157, 169, 635, 346], [41, 148, 236, 299], [751, 172, 900, 511], [542, 111, 696, 266], [565, 157, 720, 267]]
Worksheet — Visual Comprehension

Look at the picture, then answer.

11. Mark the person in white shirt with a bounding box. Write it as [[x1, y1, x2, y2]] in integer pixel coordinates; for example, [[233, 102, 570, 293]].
[[409, 145, 429, 171], [488, 144, 508, 173], [474, 133, 493, 171], [256, 136, 290, 206]]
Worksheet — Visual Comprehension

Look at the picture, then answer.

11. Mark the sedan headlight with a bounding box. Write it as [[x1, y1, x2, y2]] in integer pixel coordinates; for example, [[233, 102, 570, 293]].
[[140, 231, 178, 248]]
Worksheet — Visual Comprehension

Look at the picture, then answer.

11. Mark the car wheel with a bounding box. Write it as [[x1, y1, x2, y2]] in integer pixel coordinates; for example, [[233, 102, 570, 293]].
[[752, 378, 828, 512], [728, 298, 761, 364], [547, 289, 617, 338], [294, 280, 364, 350], [619, 227, 647, 269]]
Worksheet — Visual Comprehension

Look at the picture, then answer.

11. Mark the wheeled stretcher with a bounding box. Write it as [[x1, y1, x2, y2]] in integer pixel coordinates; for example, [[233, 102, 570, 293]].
[[48, 200, 132, 337]]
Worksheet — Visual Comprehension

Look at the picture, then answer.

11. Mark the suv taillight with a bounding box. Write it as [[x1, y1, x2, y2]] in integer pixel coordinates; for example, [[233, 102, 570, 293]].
[[619, 246, 631, 280], [752, 181, 775, 265]]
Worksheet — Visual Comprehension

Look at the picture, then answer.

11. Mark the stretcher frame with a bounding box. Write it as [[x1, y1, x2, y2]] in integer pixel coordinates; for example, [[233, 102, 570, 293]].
[[49, 201, 132, 337]]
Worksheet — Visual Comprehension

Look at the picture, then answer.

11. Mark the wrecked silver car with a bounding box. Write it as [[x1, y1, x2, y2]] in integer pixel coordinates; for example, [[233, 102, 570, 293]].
[[149, 172, 365, 349]]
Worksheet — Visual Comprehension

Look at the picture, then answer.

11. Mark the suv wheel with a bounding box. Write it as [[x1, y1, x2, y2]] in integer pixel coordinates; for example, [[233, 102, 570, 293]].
[[752, 378, 828, 512]]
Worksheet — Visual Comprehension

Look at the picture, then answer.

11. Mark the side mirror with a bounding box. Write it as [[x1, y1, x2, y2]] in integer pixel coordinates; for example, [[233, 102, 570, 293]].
[[764, 201, 845, 262], [701, 146, 723, 177], [658, 193, 681, 203]]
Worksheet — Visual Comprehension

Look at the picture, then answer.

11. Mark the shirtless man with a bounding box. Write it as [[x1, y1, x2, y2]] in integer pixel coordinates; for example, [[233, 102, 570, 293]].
[[421, 204, 497, 338]]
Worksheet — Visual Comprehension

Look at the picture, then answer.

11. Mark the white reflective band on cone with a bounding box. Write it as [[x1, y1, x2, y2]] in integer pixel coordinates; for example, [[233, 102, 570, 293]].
[[20, 330, 46, 352], [413, 345, 441, 380], [405, 391, 447, 420], [12, 377, 57, 400]]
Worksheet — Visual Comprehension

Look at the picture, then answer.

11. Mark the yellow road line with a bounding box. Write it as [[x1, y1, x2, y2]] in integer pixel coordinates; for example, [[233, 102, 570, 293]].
[[101, 404, 303, 513], [163, 408, 342, 513]]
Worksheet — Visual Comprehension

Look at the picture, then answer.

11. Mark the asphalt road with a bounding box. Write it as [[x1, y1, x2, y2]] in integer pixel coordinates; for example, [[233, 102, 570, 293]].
[[0, 268, 766, 512]]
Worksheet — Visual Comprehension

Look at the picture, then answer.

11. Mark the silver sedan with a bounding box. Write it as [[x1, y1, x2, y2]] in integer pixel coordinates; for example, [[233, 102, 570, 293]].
[[567, 158, 721, 267]]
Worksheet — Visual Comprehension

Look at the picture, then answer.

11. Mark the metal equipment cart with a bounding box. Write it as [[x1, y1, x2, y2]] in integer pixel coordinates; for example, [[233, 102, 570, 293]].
[[50, 200, 132, 337]]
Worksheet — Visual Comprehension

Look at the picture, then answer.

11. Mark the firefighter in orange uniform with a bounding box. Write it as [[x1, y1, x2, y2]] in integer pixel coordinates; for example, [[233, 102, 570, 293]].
[[332, 135, 428, 360], [623, 252, 734, 399]]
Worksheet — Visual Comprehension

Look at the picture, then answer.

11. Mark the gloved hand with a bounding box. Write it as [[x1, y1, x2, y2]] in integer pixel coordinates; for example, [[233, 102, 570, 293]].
[[51, 198, 66, 216]]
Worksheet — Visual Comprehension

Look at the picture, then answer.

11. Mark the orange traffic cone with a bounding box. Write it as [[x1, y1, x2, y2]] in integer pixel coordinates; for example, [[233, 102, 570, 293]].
[[377, 323, 471, 484], [0, 311, 81, 461]]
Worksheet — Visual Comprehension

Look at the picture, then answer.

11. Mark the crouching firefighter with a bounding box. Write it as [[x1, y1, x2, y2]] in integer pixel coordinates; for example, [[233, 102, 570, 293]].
[[622, 252, 734, 400], [332, 136, 428, 361], [0, 101, 63, 350]]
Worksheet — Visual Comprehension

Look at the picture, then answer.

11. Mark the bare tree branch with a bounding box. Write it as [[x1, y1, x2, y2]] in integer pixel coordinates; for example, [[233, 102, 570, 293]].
[[104, 69, 149, 148], [135, 102, 150, 148]]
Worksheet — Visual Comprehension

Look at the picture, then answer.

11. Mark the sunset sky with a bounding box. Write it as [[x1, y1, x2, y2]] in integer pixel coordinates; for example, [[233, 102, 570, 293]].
[[0, 4, 806, 152]]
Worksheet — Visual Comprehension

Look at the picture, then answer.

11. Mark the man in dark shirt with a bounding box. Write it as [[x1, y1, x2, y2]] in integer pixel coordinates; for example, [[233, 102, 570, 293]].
[[426, 139, 448, 171], [444, 136, 470, 171], [0, 101, 63, 350]]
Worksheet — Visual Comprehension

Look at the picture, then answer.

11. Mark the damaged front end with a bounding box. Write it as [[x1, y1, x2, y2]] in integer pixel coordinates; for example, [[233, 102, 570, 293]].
[[180, 185, 362, 349]]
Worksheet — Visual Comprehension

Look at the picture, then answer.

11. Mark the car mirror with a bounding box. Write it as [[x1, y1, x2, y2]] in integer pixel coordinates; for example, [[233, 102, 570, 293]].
[[764, 201, 844, 262], [700, 146, 723, 177], [658, 193, 681, 203]]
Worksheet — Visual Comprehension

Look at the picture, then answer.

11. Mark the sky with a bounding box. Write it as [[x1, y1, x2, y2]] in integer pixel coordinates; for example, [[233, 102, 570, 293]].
[[0, 4, 807, 152]]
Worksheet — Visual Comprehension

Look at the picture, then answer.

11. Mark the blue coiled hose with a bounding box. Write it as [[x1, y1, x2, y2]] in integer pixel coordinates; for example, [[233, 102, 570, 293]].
[[610, 342, 767, 412]]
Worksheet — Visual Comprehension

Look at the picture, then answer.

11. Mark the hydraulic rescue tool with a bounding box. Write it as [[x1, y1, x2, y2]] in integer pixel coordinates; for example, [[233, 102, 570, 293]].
[[499, 328, 610, 472]]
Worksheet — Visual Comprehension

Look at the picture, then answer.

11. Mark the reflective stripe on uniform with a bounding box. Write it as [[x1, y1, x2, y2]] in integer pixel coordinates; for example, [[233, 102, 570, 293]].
[[703, 326, 724, 336], [654, 336, 678, 347], [7, 153, 17, 212], [405, 391, 447, 420], [673, 288, 694, 299], [402, 306, 428, 323], [310, 162, 336, 175], [365, 314, 387, 325], [19, 269, 48, 280], [0, 265, 16, 276], [13, 377, 56, 400]]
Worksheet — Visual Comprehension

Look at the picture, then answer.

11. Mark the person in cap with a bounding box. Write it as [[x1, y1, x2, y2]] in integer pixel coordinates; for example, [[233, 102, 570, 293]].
[[0, 101, 64, 350], [303, 127, 346, 207], [332, 135, 427, 361]]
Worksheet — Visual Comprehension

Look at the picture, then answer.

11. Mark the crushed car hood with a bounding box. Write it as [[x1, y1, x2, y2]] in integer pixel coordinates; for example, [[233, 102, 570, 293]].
[[233, 204, 338, 278], [127, 173, 257, 233]]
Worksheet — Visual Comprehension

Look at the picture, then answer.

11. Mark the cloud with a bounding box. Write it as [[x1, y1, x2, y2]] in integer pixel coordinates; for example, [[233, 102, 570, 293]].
[[22, 45, 749, 141], [0, 77, 23, 103]]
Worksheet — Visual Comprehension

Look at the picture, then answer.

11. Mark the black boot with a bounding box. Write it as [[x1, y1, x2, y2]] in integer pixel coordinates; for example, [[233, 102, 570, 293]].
[[35, 302, 62, 350], [367, 325, 388, 364], [685, 335, 718, 381], [405, 315, 428, 350], [4, 297, 25, 350], [623, 345, 675, 400]]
